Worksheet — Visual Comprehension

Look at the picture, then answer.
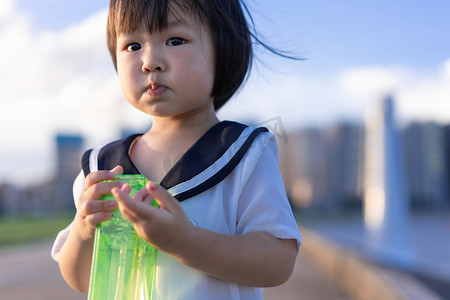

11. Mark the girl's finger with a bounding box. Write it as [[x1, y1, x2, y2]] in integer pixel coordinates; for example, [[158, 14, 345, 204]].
[[133, 186, 156, 205], [85, 171, 116, 188], [133, 185, 151, 202], [84, 211, 113, 228], [84, 165, 123, 188], [146, 182, 180, 211], [82, 200, 117, 216], [85, 181, 124, 200], [120, 183, 132, 195], [142, 194, 154, 205], [110, 165, 124, 175], [113, 187, 158, 220]]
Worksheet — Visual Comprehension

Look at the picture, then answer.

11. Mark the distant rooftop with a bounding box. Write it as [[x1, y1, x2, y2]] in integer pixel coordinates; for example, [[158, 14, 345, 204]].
[[55, 134, 84, 146]]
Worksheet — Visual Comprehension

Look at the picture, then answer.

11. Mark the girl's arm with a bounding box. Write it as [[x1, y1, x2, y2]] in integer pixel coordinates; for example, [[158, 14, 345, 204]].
[[58, 218, 97, 293], [58, 167, 124, 293], [177, 227, 298, 287], [113, 182, 298, 287]]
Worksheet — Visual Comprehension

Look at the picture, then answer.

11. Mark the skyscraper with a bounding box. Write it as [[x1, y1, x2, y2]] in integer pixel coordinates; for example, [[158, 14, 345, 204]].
[[325, 122, 365, 208], [363, 95, 414, 267], [52, 134, 84, 210], [403, 122, 448, 208]]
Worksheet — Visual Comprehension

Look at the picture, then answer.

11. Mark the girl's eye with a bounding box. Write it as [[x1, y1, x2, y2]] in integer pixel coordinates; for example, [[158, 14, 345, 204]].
[[127, 43, 141, 52], [166, 37, 185, 46]]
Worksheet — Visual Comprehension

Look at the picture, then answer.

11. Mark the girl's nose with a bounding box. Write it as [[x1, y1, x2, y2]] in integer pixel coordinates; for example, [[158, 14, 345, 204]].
[[142, 51, 166, 73], [142, 62, 165, 73]]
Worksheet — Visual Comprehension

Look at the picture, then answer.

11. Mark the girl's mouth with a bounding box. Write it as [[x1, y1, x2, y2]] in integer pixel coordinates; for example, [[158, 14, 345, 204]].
[[146, 83, 166, 97]]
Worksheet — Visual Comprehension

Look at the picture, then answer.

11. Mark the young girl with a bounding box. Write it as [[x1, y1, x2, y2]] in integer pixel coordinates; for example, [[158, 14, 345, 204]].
[[52, 0, 302, 298]]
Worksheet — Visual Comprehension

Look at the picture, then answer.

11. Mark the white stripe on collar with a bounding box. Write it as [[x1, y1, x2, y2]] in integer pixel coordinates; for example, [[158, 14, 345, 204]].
[[167, 126, 257, 197]]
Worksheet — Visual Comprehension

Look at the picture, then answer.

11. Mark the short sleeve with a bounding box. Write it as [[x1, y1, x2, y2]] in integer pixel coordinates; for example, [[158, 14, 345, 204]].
[[50, 170, 85, 261], [236, 133, 302, 252]]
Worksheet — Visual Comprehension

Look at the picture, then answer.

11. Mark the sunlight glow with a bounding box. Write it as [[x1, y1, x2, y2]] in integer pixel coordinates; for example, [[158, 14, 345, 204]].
[[364, 186, 386, 228]]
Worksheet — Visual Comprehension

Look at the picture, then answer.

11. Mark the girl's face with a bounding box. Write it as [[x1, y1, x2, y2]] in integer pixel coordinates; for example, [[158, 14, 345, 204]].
[[116, 7, 215, 120]]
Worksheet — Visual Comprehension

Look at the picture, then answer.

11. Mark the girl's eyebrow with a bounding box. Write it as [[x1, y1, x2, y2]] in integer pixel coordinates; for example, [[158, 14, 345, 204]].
[[164, 19, 197, 33], [166, 13, 196, 29], [166, 19, 188, 28]]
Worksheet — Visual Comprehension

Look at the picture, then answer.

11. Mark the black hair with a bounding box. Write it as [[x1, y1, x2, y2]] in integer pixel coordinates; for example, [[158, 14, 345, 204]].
[[107, 0, 298, 110]]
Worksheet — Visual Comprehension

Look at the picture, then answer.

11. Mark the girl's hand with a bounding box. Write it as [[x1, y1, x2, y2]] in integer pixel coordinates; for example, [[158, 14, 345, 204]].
[[113, 181, 297, 287], [112, 182, 194, 254], [74, 165, 126, 241]]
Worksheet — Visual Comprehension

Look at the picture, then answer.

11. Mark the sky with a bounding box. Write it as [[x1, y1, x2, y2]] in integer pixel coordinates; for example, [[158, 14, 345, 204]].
[[1, 0, 449, 185]]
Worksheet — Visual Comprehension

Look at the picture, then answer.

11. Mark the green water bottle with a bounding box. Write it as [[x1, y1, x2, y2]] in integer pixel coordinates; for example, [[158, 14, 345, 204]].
[[88, 175, 158, 300]]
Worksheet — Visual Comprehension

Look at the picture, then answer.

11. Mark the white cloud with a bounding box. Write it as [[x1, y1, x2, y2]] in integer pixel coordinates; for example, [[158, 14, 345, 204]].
[[1, 1, 449, 184], [0, 3, 127, 183], [334, 61, 450, 124], [336, 65, 412, 100], [396, 59, 450, 123], [0, 0, 13, 19], [221, 59, 450, 133]]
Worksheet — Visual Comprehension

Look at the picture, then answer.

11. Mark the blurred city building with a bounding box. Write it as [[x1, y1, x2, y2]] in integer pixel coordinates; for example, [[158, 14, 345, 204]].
[[279, 98, 449, 212], [1, 102, 449, 216], [278, 122, 365, 210], [363, 96, 413, 267], [277, 95, 450, 296], [325, 123, 365, 208], [50, 134, 84, 210], [445, 124, 450, 198], [279, 128, 330, 208], [0, 134, 84, 216], [403, 122, 449, 209]]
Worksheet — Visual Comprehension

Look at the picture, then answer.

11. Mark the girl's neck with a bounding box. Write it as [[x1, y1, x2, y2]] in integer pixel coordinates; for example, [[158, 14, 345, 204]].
[[147, 111, 220, 140], [129, 109, 219, 182]]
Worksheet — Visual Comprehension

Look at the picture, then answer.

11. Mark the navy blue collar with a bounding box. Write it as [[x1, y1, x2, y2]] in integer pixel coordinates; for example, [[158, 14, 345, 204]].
[[82, 121, 267, 201]]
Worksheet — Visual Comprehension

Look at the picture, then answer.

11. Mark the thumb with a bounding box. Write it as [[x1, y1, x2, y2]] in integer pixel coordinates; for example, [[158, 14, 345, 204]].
[[110, 165, 123, 176]]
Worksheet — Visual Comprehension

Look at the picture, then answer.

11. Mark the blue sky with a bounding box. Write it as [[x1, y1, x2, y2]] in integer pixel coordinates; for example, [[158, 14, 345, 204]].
[[1, 0, 449, 184], [292, 1, 449, 69]]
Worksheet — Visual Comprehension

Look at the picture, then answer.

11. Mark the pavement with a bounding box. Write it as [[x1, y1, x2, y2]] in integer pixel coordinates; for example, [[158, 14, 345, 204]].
[[303, 211, 450, 299], [0, 239, 350, 300], [0, 240, 84, 300], [264, 250, 351, 300], [1, 211, 447, 300]]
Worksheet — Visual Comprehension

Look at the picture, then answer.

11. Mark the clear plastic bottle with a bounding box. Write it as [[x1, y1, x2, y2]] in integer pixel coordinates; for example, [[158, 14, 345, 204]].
[[88, 175, 158, 300]]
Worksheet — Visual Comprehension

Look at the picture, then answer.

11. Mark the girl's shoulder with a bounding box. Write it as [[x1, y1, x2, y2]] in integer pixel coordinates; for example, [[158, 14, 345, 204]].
[[159, 120, 270, 201], [81, 133, 143, 176]]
